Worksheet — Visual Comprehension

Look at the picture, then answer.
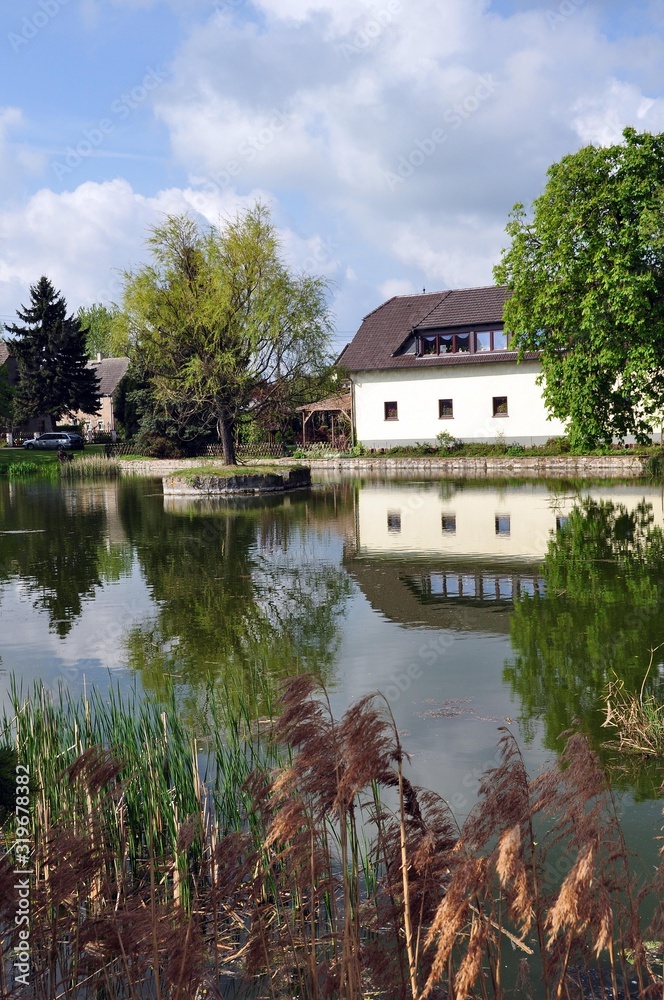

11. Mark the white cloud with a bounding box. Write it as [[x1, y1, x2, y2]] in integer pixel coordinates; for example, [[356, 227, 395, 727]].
[[0, 177, 342, 323], [571, 79, 664, 146], [152, 0, 649, 280], [380, 278, 417, 299], [3, 1, 664, 337]]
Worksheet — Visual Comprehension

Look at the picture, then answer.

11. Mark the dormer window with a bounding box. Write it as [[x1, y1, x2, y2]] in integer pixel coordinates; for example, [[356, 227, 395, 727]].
[[417, 329, 510, 356]]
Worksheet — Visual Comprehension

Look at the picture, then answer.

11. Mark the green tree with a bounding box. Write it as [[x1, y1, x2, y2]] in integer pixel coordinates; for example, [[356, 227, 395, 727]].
[[77, 302, 121, 359], [120, 204, 335, 464], [5, 277, 100, 426], [494, 128, 664, 449]]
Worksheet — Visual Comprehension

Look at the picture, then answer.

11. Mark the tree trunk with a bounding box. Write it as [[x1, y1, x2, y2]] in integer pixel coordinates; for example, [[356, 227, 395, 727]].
[[217, 412, 237, 465]]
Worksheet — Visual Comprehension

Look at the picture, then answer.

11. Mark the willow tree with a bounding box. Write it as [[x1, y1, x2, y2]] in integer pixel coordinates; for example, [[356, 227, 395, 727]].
[[121, 204, 335, 464], [494, 128, 664, 449]]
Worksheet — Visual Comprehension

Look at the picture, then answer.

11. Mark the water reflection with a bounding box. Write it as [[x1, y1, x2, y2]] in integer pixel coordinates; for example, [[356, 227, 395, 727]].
[[116, 481, 354, 699], [2, 474, 663, 795], [0, 480, 131, 637], [506, 497, 664, 749], [347, 479, 664, 789]]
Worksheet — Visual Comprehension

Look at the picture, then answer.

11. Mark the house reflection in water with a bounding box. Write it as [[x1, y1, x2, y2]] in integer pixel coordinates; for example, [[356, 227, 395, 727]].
[[344, 481, 664, 632]]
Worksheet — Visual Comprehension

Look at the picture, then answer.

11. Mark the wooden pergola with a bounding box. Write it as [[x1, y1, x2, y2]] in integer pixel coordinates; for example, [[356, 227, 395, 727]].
[[297, 393, 352, 446]]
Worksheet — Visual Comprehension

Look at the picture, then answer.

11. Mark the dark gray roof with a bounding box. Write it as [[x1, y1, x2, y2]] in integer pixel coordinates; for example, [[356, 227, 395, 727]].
[[88, 357, 130, 396], [417, 285, 510, 330], [342, 285, 526, 372]]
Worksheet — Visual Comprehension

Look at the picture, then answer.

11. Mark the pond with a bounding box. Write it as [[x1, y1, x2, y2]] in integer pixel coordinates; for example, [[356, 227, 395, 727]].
[[0, 472, 662, 865]]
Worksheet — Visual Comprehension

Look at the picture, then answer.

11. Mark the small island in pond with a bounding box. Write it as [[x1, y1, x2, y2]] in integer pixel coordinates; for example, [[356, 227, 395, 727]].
[[162, 465, 311, 496]]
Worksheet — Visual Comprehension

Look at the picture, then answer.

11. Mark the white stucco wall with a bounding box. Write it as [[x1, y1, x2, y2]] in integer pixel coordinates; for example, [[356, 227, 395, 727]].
[[352, 361, 568, 446]]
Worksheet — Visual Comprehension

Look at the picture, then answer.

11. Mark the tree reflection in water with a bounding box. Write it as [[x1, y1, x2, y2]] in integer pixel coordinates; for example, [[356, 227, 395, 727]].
[[0, 481, 132, 637], [506, 498, 664, 787], [118, 483, 353, 703]]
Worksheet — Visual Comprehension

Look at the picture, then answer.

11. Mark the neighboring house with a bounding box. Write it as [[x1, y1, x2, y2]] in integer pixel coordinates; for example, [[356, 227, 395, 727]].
[[0, 339, 54, 438], [73, 355, 130, 438], [340, 285, 567, 447]]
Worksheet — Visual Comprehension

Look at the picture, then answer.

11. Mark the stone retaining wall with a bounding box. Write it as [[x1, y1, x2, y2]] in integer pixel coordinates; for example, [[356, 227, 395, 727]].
[[120, 455, 651, 479], [163, 467, 311, 496]]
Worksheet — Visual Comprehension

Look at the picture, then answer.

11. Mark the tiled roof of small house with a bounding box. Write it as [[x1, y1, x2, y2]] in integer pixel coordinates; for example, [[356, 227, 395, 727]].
[[341, 285, 539, 372], [88, 357, 130, 396]]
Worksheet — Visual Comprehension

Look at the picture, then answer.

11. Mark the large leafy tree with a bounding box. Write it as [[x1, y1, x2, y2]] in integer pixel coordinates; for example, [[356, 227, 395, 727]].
[[77, 302, 121, 359], [5, 277, 100, 426], [494, 128, 664, 449], [120, 203, 336, 464]]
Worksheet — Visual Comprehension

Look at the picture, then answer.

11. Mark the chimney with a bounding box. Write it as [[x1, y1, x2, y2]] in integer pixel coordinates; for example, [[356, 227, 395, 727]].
[[97, 353, 103, 362]]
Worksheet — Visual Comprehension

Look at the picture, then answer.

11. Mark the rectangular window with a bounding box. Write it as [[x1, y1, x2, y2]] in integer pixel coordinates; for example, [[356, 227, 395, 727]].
[[492, 396, 508, 417], [495, 515, 511, 537], [387, 511, 401, 533], [419, 328, 511, 356], [439, 398, 454, 419], [384, 401, 398, 421], [441, 514, 456, 534], [556, 515, 569, 532]]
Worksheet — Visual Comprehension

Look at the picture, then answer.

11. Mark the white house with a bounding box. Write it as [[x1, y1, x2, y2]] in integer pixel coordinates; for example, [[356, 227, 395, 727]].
[[340, 285, 567, 447]]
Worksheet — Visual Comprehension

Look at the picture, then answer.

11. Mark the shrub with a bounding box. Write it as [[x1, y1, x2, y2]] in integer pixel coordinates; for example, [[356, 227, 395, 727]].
[[436, 430, 462, 454]]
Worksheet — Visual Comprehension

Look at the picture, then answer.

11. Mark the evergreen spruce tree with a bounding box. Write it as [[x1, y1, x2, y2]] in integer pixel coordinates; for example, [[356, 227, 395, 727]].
[[5, 277, 100, 425]]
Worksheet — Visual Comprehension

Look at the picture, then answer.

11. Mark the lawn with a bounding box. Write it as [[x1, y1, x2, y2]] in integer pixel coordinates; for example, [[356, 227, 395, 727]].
[[0, 445, 107, 470]]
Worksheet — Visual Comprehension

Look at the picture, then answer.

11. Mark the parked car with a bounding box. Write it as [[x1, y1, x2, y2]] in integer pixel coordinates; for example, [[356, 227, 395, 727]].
[[24, 432, 85, 451]]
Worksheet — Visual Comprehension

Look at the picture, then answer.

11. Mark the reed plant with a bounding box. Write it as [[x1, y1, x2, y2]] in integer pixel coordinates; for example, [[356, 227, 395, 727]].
[[0, 460, 46, 477], [603, 682, 664, 757], [58, 454, 121, 478], [0, 677, 662, 999]]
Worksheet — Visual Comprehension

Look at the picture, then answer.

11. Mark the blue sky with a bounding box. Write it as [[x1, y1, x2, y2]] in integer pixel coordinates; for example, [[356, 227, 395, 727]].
[[1, 0, 663, 352]]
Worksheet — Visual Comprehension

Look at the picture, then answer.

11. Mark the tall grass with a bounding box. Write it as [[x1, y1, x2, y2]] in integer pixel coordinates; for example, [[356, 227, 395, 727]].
[[0, 677, 662, 999], [58, 455, 121, 478], [603, 654, 664, 757]]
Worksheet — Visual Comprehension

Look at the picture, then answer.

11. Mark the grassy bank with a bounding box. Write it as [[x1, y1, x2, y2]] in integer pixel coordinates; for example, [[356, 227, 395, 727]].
[[0, 446, 119, 479], [1, 678, 662, 999]]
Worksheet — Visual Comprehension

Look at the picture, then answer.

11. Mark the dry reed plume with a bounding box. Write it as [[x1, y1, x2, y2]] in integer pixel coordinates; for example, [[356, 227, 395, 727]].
[[0, 677, 662, 999]]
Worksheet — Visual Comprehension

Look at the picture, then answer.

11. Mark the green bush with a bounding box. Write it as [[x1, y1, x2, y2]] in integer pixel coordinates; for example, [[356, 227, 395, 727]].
[[436, 431, 462, 454]]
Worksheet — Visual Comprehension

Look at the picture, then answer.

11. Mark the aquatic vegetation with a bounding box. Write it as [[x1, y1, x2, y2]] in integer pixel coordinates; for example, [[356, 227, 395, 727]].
[[603, 653, 664, 757], [58, 454, 121, 478], [0, 677, 662, 999], [0, 460, 46, 478]]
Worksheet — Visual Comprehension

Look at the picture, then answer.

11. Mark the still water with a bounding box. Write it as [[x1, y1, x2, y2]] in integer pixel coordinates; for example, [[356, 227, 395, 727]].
[[0, 473, 662, 857]]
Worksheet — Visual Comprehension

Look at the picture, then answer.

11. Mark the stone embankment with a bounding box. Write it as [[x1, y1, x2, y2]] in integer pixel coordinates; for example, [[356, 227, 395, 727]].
[[120, 455, 651, 479], [163, 466, 311, 496]]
